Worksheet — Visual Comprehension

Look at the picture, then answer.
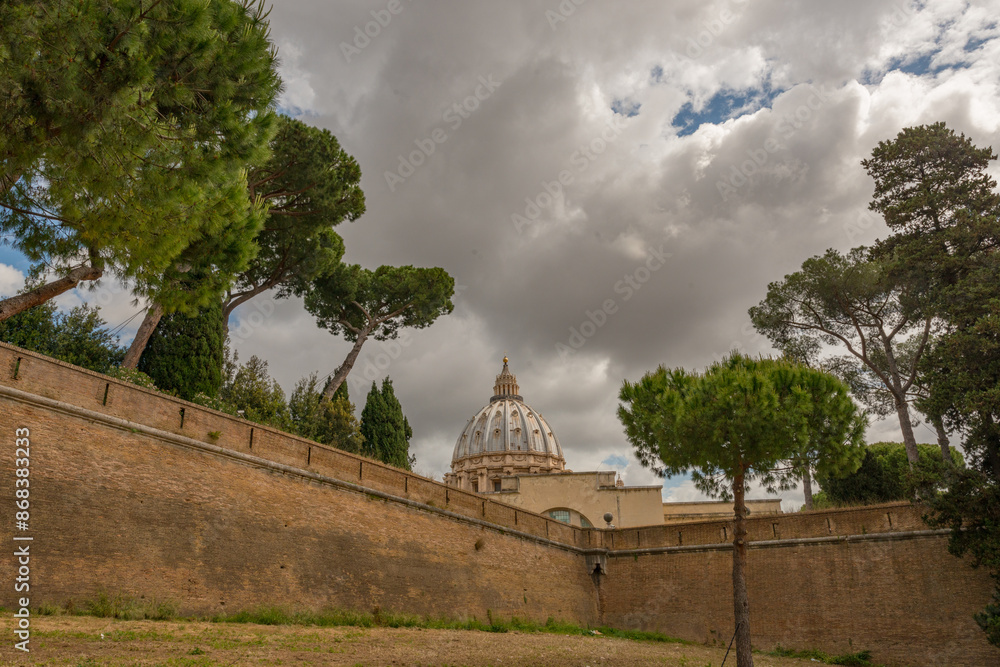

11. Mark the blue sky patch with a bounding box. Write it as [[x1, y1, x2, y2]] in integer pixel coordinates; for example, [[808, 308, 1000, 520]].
[[672, 83, 782, 137], [661, 474, 692, 492], [862, 45, 979, 85], [276, 104, 316, 119], [0, 245, 31, 276], [964, 33, 993, 52], [611, 98, 641, 117], [602, 454, 629, 468]]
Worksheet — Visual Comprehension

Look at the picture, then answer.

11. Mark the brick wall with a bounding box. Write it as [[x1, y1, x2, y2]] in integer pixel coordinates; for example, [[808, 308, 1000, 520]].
[[1, 342, 998, 666], [0, 343, 596, 623], [0, 343, 579, 548], [600, 519, 997, 666]]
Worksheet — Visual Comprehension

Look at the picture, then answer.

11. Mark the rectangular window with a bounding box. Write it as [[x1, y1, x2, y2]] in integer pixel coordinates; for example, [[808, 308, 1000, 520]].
[[549, 510, 571, 524], [471, 479, 479, 492], [493, 479, 501, 492]]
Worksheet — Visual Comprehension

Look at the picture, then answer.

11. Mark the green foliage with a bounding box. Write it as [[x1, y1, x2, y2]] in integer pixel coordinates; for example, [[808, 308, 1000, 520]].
[[138, 298, 225, 400], [80, 591, 176, 621], [225, 115, 365, 321], [865, 122, 1000, 314], [618, 353, 866, 499], [864, 123, 1000, 646], [749, 247, 932, 463], [359, 378, 413, 470], [818, 442, 963, 506], [217, 353, 290, 430], [309, 265, 455, 343], [766, 645, 874, 666], [0, 298, 123, 373], [305, 264, 454, 398], [288, 372, 363, 454], [188, 392, 239, 416], [105, 366, 158, 390], [619, 352, 865, 666], [0, 0, 279, 311], [207, 606, 689, 644], [976, 591, 1000, 647]]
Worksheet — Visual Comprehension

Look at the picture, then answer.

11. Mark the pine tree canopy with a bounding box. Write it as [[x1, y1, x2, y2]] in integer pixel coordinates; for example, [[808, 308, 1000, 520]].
[[0, 0, 280, 320], [306, 264, 454, 398], [224, 115, 365, 325], [289, 372, 363, 454]]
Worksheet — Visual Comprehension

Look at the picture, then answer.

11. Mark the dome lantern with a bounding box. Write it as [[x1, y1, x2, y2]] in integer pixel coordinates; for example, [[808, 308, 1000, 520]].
[[492, 356, 521, 401]]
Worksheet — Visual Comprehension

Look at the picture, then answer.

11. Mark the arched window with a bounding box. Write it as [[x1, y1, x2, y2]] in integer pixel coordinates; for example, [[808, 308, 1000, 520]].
[[543, 508, 594, 528]]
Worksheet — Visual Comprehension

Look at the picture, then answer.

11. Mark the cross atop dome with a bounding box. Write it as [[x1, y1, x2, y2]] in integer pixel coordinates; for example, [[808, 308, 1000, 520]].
[[493, 355, 521, 400]]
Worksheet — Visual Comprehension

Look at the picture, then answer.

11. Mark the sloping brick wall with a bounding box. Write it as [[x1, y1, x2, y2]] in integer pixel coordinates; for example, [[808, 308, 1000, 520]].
[[0, 343, 596, 623], [1, 342, 997, 665]]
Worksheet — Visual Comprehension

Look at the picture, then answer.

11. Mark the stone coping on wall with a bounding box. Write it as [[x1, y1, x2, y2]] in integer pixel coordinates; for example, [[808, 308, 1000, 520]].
[[582, 501, 930, 552], [0, 342, 584, 550], [662, 499, 781, 507], [0, 341, 940, 557]]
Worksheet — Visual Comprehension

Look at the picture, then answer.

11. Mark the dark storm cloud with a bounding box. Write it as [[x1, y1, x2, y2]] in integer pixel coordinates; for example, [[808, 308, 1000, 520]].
[[9, 0, 998, 506], [198, 0, 1000, 502]]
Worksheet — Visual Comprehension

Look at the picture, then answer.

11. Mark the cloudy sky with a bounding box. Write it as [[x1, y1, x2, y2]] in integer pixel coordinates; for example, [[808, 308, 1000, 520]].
[[4, 0, 1000, 509]]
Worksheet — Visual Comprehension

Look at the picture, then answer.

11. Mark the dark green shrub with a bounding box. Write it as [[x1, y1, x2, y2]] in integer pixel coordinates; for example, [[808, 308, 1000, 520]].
[[818, 442, 963, 506]]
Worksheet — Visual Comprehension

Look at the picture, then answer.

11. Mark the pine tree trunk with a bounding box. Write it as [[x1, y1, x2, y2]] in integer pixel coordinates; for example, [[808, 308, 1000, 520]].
[[121, 303, 164, 369], [932, 415, 951, 462], [0, 262, 103, 322], [801, 467, 814, 510], [321, 331, 369, 400], [221, 282, 275, 334], [732, 469, 754, 667], [894, 397, 920, 466]]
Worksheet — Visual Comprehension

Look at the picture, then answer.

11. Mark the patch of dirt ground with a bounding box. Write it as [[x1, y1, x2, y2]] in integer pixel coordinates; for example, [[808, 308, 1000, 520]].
[[0, 615, 825, 666]]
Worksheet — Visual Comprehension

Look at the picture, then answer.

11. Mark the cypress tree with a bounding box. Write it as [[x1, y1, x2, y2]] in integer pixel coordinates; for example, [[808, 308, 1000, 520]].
[[360, 381, 389, 463], [359, 378, 413, 470], [380, 378, 413, 470], [138, 298, 225, 400]]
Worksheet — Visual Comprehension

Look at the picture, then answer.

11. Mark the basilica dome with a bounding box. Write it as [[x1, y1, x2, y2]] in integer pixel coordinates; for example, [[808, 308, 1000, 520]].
[[445, 357, 565, 493]]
